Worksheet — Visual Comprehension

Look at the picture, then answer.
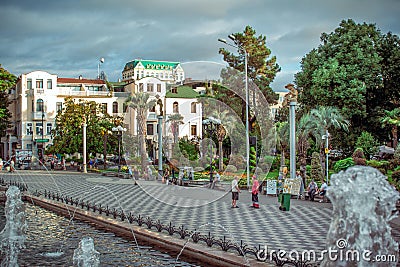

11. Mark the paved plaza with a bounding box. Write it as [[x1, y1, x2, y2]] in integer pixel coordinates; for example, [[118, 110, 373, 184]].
[[1, 170, 400, 264]]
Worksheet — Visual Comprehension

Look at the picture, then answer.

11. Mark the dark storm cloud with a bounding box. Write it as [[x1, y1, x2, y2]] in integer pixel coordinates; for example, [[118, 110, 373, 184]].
[[0, 0, 399, 90]]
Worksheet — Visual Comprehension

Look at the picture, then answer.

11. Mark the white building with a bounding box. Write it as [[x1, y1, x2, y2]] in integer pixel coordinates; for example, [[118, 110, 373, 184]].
[[0, 71, 128, 159], [122, 59, 185, 84], [164, 85, 202, 141], [1, 66, 203, 162]]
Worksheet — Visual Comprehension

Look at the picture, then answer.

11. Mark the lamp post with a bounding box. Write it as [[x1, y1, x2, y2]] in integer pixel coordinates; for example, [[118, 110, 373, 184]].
[[82, 117, 87, 173], [98, 57, 104, 79], [203, 117, 221, 187], [218, 35, 250, 188], [289, 102, 296, 179], [112, 125, 127, 176], [156, 98, 164, 180], [322, 131, 329, 184]]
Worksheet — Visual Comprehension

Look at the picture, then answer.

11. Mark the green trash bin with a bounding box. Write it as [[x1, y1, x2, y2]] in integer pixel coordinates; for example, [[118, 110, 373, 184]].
[[279, 193, 291, 211]]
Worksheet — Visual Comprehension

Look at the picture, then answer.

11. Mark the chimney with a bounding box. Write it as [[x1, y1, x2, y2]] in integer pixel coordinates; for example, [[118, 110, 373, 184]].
[[79, 75, 82, 80]]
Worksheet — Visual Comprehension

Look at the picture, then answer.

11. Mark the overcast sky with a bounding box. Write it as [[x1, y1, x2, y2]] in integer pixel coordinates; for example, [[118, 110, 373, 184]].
[[1, 0, 399, 91]]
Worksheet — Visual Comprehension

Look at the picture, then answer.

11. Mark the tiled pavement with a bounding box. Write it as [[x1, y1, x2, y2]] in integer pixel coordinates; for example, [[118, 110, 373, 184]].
[[2, 170, 399, 257]]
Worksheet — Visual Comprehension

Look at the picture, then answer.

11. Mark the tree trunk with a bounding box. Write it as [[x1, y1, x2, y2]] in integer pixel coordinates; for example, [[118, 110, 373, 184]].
[[393, 126, 398, 148], [103, 133, 107, 170], [218, 140, 223, 171]]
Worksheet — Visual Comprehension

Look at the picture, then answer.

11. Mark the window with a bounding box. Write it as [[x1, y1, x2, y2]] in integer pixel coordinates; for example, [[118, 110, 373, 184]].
[[36, 79, 43, 88], [141, 71, 144, 78], [36, 122, 43, 135], [101, 103, 107, 114], [191, 125, 197, 136], [56, 102, 63, 112], [171, 87, 177, 93], [147, 124, 154, 135], [113, 102, 118, 113], [36, 99, 44, 112], [157, 84, 161, 92], [27, 79, 32, 89], [26, 123, 33, 135], [31, 100, 34, 112], [173, 102, 179, 113], [46, 123, 52, 135], [149, 106, 155, 112], [147, 83, 154, 92], [191, 102, 196, 113], [27, 144, 32, 150], [139, 83, 144, 92], [47, 79, 52, 89]]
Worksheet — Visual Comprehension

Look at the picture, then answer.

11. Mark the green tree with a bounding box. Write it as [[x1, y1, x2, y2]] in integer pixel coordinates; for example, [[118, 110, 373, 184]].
[[311, 151, 324, 181], [309, 106, 350, 151], [219, 26, 280, 126], [275, 121, 289, 168], [0, 65, 16, 137], [126, 92, 156, 174], [380, 108, 400, 148], [49, 97, 120, 157], [166, 113, 184, 144], [296, 114, 313, 171], [295, 19, 398, 148], [355, 131, 379, 159]]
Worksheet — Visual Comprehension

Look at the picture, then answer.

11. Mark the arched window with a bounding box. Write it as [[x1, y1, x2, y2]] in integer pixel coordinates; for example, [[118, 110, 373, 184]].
[[36, 99, 44, 112], [113, 102, 118, 113], [173, 102, 179, 113], [191, 102, 196, 113]]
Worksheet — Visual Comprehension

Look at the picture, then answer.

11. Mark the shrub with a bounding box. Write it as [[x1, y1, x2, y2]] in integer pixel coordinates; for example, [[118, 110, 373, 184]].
[[334, 157, 355, 173], [311, 152, 323, 181], [355, 131, 379, 159], [352, 148, 366, 165], [391, 170, 400, 183], [367, 160, 390, 172], [225, 165, 237, 173], [394, 144, 400, 161]]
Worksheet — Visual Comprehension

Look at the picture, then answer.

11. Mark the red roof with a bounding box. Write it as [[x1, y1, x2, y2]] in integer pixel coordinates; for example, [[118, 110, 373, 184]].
[[57, 77, 106, 85]]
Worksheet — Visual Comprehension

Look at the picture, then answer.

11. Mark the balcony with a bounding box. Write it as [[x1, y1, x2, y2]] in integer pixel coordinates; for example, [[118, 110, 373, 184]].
[[57, 88, 111, 97], [32, 112, 47, 121]]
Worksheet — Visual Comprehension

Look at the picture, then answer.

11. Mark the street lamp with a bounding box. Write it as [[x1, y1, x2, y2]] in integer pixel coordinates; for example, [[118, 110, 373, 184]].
[[98, 57, 104, 79], [112, 125, 127, 176], [203, 117, 221, 188], [218, 35, 250, 188], [322, 131, 330, 184], [82, 117, 87, 173], [156, 97, 164, 180]]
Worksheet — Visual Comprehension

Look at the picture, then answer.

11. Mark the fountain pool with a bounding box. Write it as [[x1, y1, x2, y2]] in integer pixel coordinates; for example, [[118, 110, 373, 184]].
[[0, 202, 201, 266]]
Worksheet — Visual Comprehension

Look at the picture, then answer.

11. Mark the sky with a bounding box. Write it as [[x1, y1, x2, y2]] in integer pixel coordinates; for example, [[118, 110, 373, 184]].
[[1, 0, 399, 92]]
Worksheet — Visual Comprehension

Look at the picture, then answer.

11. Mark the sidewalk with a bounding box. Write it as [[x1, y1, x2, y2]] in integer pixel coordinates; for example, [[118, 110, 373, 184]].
[[1, 170, 399, 264]]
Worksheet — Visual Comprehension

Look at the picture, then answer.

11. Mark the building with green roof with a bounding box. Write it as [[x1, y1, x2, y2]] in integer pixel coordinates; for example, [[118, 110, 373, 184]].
[[122, 59, 185, 84]]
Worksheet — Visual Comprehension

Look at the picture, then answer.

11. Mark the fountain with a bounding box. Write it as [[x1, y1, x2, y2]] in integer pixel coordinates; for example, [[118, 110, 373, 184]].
[[0, 186, 27, 267], [73, 236, 100, 267], [322, 166, 399, 267]]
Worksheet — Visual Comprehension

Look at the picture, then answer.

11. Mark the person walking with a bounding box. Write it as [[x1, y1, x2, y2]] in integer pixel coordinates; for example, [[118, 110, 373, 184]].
[[231, 176, 241, 208], [251, 175, 260, 208], [0, 157, 3, 171]]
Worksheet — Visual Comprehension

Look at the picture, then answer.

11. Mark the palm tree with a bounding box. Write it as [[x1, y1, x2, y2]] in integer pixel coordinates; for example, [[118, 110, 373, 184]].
[[381, 108, 400, 148], [296, 114, 313, 172], [275, 121, 289, 169], [166, 113, 184, 144], [309, 106, 349, 174], [309, 106, 349, 148], [126, 92, 156, 175], [209, 109, 236, 171]]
